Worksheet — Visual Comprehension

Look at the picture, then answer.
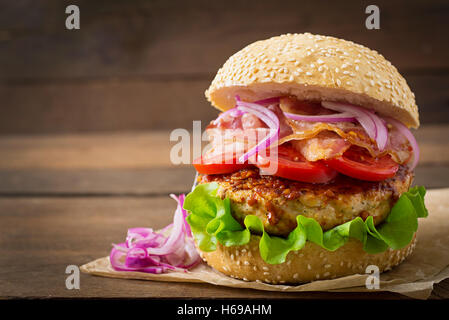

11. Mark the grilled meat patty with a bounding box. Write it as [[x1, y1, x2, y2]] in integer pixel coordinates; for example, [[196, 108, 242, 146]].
[[199, 166, 413, 237]]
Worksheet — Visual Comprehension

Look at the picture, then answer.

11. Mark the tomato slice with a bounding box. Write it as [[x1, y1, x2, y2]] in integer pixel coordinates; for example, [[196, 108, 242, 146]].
[[325, 148, 399, 181], [255, 145, 338, 183], [193, 152, 251, 175]]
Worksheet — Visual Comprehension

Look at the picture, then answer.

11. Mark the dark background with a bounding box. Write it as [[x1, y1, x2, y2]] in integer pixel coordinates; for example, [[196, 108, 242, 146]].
[[0, 0, 448, 134]]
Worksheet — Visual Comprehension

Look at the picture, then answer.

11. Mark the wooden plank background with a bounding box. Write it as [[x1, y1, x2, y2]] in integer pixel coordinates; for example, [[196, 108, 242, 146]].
[[0, 0, 448, 133]]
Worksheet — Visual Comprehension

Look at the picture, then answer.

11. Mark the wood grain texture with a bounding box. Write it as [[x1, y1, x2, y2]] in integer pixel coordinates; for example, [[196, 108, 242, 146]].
[[0, 168, 196, 196], [0, 74, 448, 133], [0, 0, 448, 133], [0, 80, 216, 134]]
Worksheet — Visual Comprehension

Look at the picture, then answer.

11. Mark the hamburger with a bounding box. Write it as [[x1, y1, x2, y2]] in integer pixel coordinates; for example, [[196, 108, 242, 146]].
[[183, 33, 428, 284]]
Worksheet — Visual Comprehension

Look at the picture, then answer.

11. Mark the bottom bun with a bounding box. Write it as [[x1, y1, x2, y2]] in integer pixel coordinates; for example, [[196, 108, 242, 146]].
[[199, 234, 416, 284]]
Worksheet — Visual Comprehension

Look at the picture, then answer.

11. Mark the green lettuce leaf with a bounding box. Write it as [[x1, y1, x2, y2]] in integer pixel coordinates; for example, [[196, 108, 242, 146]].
[[184, 183, 428, 264]]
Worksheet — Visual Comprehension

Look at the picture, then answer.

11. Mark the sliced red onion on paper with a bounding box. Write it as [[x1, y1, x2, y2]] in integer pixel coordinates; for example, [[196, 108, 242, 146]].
[[109, 193, 200, 274]]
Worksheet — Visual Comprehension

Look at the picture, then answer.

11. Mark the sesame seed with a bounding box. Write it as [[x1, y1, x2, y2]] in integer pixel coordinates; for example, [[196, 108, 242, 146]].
[[306, 71, 312, 76], [263, 272, 269, 276], [244, 261, 250, 266], [289, 75, 294, 81], [230, 254, 234, 260], [263, 266, 269, 271], [323, 272, 331, 277], [293, 273, 299, 279], [243, 277, 248, 281], [324, 264, 332, 269], [307, 264, 312, 270], [316, 274, 320, 279], [253, 266, 258, 271], [236, 261, 240, 266]]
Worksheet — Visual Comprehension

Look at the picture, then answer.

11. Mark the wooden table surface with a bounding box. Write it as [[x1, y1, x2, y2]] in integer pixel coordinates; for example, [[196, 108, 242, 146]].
[[1, 125, 449, 300]]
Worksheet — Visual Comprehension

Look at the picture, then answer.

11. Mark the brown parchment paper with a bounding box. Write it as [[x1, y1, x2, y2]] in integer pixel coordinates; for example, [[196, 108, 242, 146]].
[[80, 188, 449, 299]]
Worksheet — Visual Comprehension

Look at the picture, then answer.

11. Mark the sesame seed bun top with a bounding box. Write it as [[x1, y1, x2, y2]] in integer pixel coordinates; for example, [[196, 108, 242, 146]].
[[206, 33, 419, 128]]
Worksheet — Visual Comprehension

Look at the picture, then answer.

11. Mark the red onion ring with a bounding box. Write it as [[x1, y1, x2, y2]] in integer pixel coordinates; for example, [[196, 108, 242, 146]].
[[109, 194, 200, 274]]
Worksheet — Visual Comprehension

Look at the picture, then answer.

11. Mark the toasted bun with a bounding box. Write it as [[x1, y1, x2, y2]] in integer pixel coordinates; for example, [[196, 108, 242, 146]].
[[206, 33, 419, 128], [199, 235, 416, 284]]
